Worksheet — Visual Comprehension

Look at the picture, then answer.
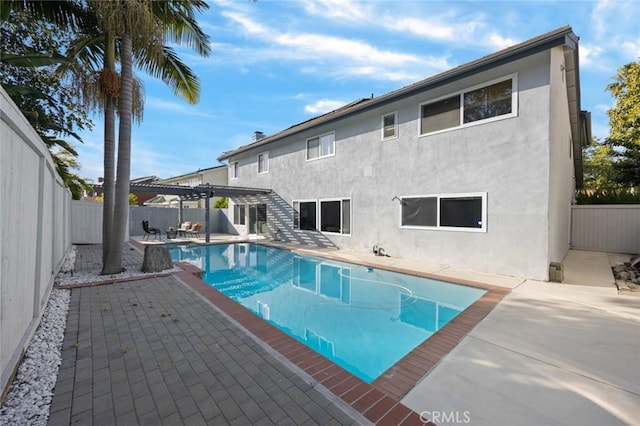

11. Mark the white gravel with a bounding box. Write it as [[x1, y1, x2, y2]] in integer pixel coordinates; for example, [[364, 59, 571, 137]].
[[55, 245, 181, 287], [1, 245, 180, 424], [0, 289, 70, 426]]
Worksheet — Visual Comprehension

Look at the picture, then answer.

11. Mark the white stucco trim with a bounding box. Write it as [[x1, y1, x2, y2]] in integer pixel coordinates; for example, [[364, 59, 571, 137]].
[[305, 131, 336, 162], [398, 192, 488, 233], [257, 151, 269, 174], [418, 73, 519, 138], [318, 197, 352, 237], [292, 199, 318, 231], [381, 111, 399, 141], [229, 161, 238, 180]]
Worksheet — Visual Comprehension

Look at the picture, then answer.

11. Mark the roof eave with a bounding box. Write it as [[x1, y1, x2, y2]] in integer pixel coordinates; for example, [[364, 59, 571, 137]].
[[218, 26, 577, 162]]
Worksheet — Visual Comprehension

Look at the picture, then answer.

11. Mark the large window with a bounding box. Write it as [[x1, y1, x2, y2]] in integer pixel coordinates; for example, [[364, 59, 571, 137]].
[[320, 199, 351, 235], [381, 112, 398, 140], [233, 204, 245, 225], [463, 79, 512, 123], [293, 201, 317, 230], [421, 96, 460, 134], [307, 132, 335, 160], [401, 193, 486, 231], [420, 76, 516, 135], [257, 152, 269, 174]]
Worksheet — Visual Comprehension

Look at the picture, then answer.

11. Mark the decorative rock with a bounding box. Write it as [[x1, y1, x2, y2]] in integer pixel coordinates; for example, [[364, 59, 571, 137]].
[[631, 257, 640, 269], [613, 264, 627, 274], [141, 246, 173, 273]]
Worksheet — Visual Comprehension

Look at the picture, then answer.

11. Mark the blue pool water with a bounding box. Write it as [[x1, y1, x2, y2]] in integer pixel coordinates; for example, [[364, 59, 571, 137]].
[[170, 243, 486, 383]]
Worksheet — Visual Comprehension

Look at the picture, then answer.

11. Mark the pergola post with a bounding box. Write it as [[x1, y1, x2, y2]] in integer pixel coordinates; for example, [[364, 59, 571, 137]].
[[204, 192, 211, 244]]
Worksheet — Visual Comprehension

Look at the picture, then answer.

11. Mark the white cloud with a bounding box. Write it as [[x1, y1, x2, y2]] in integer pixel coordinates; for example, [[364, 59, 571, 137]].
[[301, 0, 371, 22], [485, 33, 518, 50], [592, 0, 611, 38], [589, 0, 640, 62], [217, 11, 452, 82], [221, 11, 269, 36], [388, 15, 478, 43], [300, 1, 517, 50], [620, 40, 640, 61], [130, 143, 183, 178], [146, 98, 216, 118], [304, 99, 348, 114], [580, 43, 605, 69]]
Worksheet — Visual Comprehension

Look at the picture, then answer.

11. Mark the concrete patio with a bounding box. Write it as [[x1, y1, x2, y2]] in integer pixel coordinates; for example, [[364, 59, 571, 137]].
[[402, 250, 640, 425], [48, 242, 640, 425]]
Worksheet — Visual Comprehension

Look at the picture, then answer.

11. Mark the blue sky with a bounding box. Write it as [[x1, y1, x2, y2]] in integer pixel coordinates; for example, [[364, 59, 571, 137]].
[[74, 0, 640, 182]]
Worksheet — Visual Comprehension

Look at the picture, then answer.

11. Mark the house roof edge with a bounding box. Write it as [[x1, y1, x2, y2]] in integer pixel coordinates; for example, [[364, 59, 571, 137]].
[[218, 25, 577, 162]]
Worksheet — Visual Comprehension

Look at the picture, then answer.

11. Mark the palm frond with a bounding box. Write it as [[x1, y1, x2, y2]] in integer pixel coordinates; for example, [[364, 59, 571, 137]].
[[3, 0, 90, 29], [1, 52, 69, 67], [59, 36, 107, 73], [134, 45, 200, 104], [152, 0, 211, 57], [41, 135, 79, 156]]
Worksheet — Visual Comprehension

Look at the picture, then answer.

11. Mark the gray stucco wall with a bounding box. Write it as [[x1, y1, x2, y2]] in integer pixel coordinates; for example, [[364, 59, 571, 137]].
[[547, 46, 576, 268], [227, 50, 571, 280]]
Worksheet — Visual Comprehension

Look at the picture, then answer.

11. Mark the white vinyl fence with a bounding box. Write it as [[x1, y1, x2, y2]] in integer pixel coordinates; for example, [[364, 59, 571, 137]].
[[71, 203, 229, 243], [1, 87, 72, 396], [71, 200, 105, 244], [130, 206, 228, 236], [571, 205, 640, 254]]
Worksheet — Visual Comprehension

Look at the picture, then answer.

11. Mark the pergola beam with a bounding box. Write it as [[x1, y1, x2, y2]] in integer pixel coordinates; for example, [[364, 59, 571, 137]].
[[92, 183, 272, 243]]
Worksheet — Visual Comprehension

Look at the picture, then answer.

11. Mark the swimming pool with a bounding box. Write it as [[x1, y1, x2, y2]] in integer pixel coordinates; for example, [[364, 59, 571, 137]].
[[170, 243, 486, 383]]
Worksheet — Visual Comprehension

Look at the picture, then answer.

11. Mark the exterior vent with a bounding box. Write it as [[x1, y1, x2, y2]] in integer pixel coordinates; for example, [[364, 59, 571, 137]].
[[253, 131, 265, 141], [549, 262, 564, 282]]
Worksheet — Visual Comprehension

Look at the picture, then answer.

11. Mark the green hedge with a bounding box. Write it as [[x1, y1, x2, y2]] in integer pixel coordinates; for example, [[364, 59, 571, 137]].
[[576, 188, 640, 204]]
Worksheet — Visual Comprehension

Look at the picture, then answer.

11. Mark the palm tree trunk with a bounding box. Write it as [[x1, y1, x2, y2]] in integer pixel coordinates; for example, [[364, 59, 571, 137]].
[[101, 33, 116, 270], [103, 32, 133, 274]]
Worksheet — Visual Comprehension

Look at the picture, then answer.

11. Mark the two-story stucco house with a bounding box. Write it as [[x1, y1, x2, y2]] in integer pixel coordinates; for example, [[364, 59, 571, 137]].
[[145, 165, 228, 208], [217, 26, 591, 281]]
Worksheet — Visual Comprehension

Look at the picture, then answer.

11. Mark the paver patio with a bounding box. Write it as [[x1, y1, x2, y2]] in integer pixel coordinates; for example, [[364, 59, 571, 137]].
[[47, 242, 640, 425], [48, 245, 371, 425]]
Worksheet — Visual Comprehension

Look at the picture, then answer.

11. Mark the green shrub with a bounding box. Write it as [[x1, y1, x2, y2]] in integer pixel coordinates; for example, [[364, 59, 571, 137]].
[[576, 188, 640, 204], [213, 197, 228, 208]]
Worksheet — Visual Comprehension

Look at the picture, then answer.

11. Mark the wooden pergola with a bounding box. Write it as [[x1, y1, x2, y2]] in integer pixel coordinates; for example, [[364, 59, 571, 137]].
[[95, 183, 272, 243]]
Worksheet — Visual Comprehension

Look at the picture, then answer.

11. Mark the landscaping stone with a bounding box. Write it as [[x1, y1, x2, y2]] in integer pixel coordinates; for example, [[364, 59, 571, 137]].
[[611, 255, 640, 295], [141, 246, 173, 273]]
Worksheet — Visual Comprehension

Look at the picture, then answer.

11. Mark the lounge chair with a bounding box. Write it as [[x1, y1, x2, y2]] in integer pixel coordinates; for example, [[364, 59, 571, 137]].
[[186, 222, 202, 238], [177, 221, 192, 237], [142, 220, 161, 240]]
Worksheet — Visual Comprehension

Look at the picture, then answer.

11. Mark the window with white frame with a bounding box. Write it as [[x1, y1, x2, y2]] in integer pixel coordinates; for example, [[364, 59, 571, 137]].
[[401, 193, 486, 231], [381, 112, 398, 140], [293, 201, 317, 230], [233, 204, 246, 225], [306, 132, 335, 161], [320, 199, 351, 235], [257, 152, 269, 174], [420, 76, 516, 135], [229, 162, 238, 179]]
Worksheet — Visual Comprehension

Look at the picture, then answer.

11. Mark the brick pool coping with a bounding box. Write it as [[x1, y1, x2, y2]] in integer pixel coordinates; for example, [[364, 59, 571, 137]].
[[132, 240, 509, 425]]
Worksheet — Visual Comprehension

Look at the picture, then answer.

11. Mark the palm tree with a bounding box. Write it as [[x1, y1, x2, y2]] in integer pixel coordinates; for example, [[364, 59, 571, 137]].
[[87, 0, 210, 273], [1, 3, 102, 201], [5, 0, 210, 272]]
